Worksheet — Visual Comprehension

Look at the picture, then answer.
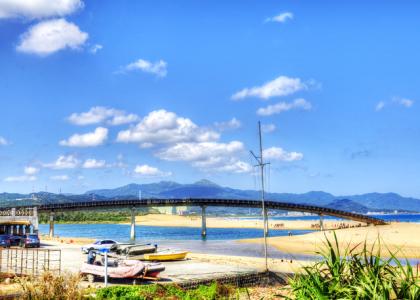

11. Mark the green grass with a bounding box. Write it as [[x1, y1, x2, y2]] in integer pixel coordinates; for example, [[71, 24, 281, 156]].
[[94, 283, 240, 300], [286, 233, 420, 299]]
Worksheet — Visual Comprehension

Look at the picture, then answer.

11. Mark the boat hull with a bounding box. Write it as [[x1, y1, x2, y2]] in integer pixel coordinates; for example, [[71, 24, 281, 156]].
[[143, 251, 188, 261]]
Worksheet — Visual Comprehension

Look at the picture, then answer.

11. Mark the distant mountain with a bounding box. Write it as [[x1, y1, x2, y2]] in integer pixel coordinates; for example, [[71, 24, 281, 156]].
[[1, 180, 419, 213], [85, 180, 420, 213], [326, 199, 372, 213], [345, 193, 420, 211]]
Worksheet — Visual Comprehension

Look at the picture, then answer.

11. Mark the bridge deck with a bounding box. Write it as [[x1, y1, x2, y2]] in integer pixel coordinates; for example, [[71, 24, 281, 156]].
[[0, 198, 387, 225]]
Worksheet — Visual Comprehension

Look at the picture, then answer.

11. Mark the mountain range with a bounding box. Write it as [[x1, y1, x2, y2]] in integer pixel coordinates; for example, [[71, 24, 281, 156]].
[[0, 179, 419, 213]]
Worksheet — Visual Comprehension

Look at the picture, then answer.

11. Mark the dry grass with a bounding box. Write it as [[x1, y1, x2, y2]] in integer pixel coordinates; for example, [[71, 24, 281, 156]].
[[15, 272, 87, 300]]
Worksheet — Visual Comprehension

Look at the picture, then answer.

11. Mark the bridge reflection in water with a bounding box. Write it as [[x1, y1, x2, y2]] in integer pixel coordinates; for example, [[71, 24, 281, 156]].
[[0, 198, 387, 240]]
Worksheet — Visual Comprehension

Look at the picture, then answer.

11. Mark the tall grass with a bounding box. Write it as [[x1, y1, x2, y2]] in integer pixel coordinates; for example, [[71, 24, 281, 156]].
[[16, 272, 86, 300], [286, 233, 420, 299]]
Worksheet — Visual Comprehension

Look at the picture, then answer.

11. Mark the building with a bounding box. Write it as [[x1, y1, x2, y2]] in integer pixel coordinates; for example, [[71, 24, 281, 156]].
[[153, 206, 189, 215]]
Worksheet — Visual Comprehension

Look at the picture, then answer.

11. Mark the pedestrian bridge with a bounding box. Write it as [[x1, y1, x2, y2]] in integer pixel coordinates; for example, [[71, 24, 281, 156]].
[[0, 198, 387, 240]]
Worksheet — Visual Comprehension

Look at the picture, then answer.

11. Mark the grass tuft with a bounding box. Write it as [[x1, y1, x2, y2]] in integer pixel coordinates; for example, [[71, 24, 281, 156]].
[[285, 232, 420, 299]]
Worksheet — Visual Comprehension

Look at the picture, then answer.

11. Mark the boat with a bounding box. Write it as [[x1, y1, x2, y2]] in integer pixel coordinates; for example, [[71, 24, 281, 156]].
[[143, 250, 189, 261], [125, 244, 157, 256], [80, 259, 165, 283], [110, 243, 157, 256]]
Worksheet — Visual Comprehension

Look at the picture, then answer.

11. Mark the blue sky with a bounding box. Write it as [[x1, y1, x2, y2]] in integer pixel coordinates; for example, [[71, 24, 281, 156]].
[[0, 0, 419, 197]]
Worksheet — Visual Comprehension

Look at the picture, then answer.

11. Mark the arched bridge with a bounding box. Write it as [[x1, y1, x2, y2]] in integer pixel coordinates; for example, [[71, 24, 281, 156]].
[[0, 198, 387, 239], [29, 198, 386, 225]]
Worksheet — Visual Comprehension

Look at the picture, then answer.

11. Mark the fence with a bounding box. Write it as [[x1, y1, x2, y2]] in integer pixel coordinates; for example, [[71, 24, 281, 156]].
[[0, 248, 61, 277]]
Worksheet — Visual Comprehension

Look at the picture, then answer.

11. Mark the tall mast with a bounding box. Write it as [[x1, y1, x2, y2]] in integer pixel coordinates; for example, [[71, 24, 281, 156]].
[[250, 121, 269, 272]]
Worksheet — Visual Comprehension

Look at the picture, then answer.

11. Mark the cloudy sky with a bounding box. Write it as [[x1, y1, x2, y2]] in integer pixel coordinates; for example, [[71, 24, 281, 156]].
[[0, 0, 419, 197]]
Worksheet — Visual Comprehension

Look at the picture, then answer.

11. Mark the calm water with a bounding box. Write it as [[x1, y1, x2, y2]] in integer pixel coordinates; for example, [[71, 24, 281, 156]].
[[38, 223, 312, 242], [38, 223, 316, 260], [37, 214, 420, 261]]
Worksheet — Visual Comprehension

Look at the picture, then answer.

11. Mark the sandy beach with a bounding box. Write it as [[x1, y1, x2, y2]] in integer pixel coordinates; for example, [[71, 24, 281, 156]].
[[129, 213, 362, 230], [241, 222, 420, 259]]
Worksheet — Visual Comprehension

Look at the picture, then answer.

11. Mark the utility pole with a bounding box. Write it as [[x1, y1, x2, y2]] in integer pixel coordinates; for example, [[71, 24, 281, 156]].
[[250, 121, 270, 272]]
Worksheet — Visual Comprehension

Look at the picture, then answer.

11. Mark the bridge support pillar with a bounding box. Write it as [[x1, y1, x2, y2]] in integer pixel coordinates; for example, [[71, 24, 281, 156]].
[[201, 206, 207, 239], [49, 211, 55, 238], [130, 207, 136, 241], [319, 214, 324, 231], [33, 207, 39, 234]]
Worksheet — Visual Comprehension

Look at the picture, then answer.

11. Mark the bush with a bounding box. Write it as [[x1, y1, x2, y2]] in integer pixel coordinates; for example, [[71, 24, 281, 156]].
[[16, 272, 86, 300], [286, 233, 420, 299]]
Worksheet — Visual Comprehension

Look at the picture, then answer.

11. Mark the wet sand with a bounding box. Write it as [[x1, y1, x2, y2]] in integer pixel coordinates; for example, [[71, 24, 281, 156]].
[[129, 213, 361, 230], [241, 222, 420, 259]]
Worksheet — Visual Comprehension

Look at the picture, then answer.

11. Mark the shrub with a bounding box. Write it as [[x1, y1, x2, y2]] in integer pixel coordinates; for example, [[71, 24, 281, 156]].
[[286, 233, 420, 299], [16, 272, 86, 300]]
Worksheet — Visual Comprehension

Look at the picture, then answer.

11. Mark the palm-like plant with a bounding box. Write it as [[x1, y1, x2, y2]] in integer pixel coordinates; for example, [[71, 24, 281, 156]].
[[286, 233, 420, 299]]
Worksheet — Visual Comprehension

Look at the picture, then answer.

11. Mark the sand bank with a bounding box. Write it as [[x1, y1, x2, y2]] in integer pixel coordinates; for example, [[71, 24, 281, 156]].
[[130, 213, 361, 230], [241, 222, 420, 259]]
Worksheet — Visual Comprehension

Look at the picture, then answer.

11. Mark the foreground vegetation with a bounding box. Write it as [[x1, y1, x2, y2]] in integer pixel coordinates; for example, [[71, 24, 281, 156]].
[[287, 233, 420, 299], [95, 283, 245, 300], [4, 234, 419, 299], [39, 208, 156, 224], [13, 274, 248, 300]]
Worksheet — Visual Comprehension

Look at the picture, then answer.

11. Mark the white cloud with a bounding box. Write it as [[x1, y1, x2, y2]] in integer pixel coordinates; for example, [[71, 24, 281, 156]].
[[375, 101, 385, 111], [4, 175, 36, 182], [232, 76, 305, 100], [24, 166, 39, 175], [43, 155, 80, 169], [214, 118, 241, 131], [257, 98, 312, 116], [60, 127, 108, 147], [157, 141, 251, 173], [121, 59, 167, 77], [263, 147, 303, 161], [376, 97, 415, 111], [0, 0, 83, 19], [266, 12, 293, 23], [82, 158, 106, 169], [108, 113, 139, 126], [211, 160, 252, 173], [261, 124, 276, 133], [117, 110, 219, 146], [393, 97, 414, 108], [68, 106, 139, 126], [17, 18, 88, 56], [0, 136, 9, 146], [90, 44, 103, 54], [134, 164, 171, 177], [50, 175, 69, 181]]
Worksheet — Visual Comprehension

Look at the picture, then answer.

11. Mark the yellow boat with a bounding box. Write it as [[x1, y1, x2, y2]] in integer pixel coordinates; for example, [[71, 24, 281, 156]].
[[143, 251, 189, 261]]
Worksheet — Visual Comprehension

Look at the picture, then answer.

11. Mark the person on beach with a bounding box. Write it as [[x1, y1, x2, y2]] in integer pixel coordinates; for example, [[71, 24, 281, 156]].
[[87, 250, 96, 264]]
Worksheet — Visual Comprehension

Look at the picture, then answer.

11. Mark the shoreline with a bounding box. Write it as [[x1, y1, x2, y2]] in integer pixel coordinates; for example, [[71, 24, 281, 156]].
[[241, 222, 420, 259], [128, 214, 363, 230], [40, 214, 362, 230]]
